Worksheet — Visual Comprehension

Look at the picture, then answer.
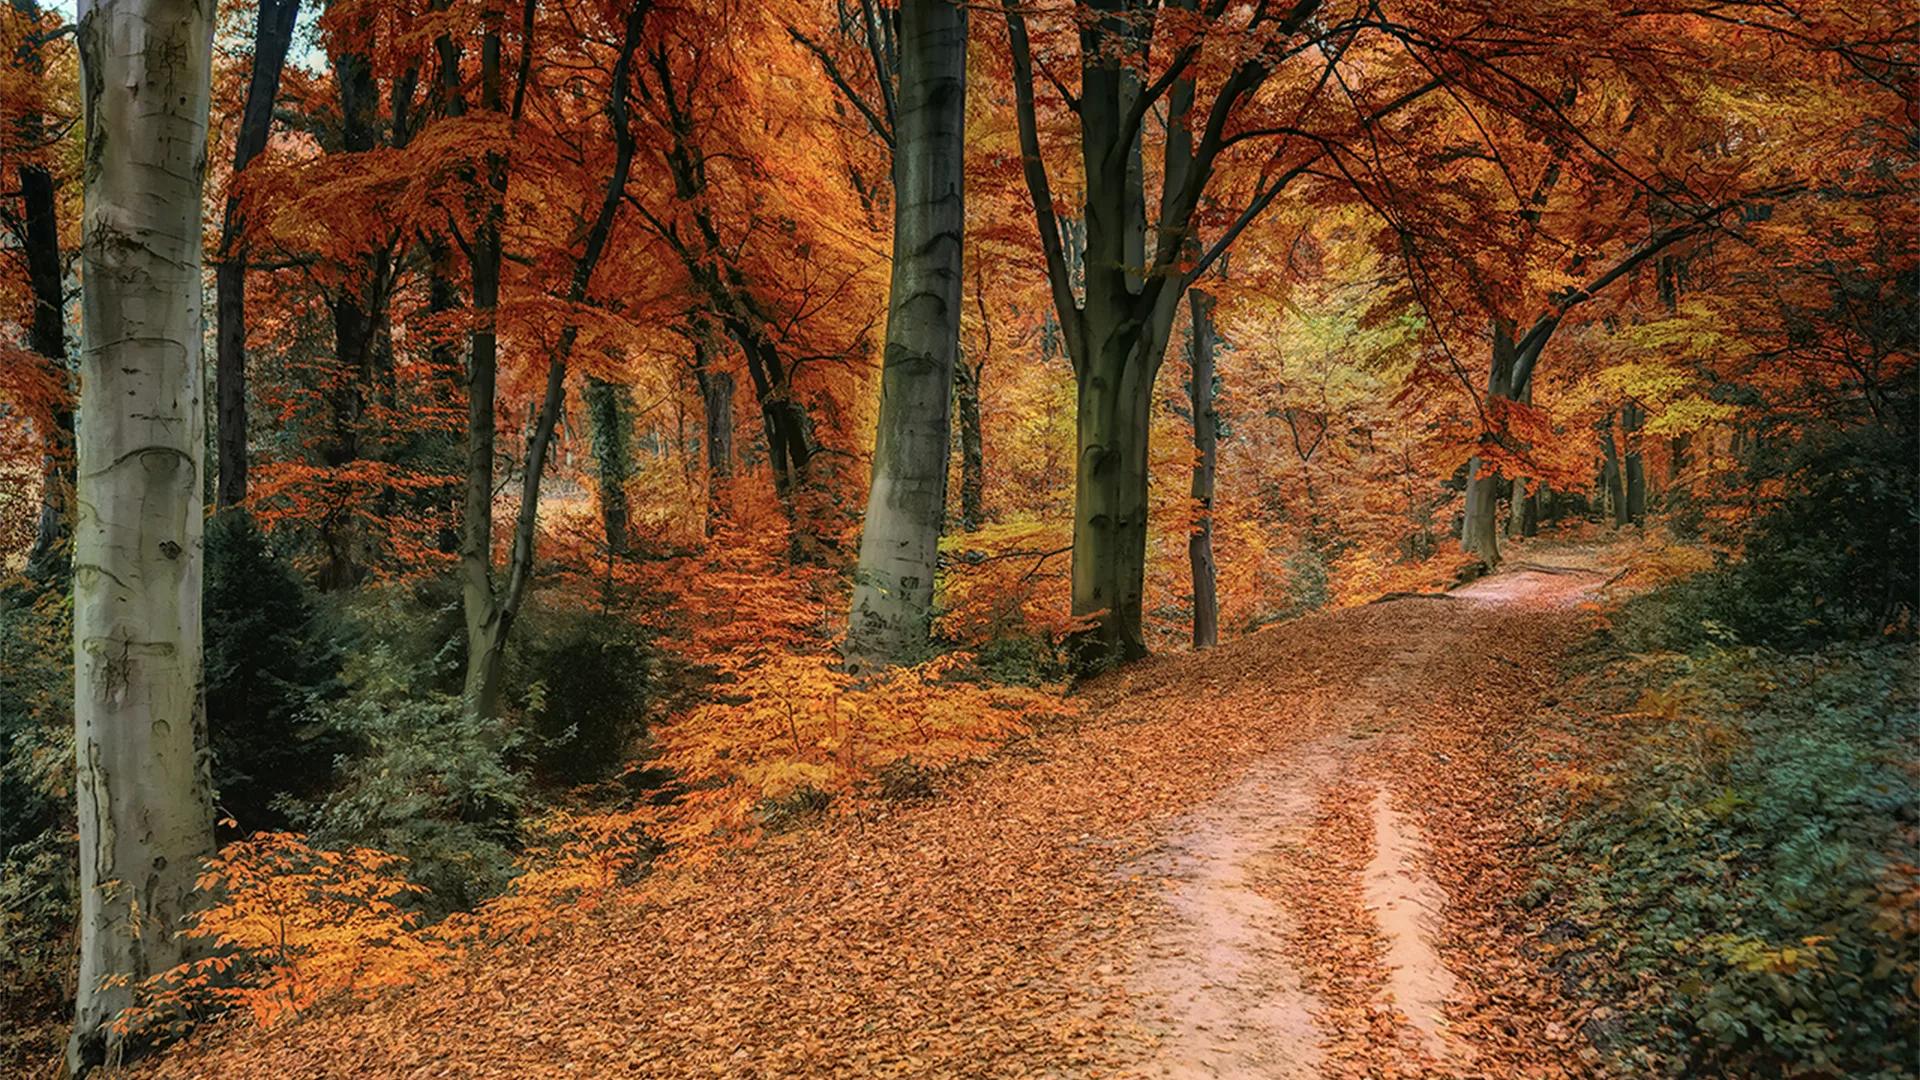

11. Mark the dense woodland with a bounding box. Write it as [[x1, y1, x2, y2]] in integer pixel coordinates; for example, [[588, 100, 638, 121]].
[[0, 0, 1913, 1077]]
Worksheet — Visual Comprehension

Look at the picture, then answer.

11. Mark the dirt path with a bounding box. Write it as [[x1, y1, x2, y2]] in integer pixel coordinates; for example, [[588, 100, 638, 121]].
[[124, 548, 1609, 1080], [1113, 546, 1611, 1079]]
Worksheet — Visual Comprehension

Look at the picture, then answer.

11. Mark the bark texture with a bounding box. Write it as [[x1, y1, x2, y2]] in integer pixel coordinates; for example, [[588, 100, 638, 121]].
[[955, 352, 984, 532], [585, 375, 633, 554], [848, 0, 967, 666], [70, 2, 219, 1072], [1620, 400, 1646, 525]]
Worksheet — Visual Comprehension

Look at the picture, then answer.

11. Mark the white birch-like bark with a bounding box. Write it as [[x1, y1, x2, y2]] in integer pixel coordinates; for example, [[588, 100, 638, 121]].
[[848, 0, 967, 666], [69, 2, 218, 1073]]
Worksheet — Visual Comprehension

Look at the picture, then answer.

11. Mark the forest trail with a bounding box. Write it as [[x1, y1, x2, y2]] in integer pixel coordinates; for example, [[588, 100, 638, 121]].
[[130, 545, 1613, 1080], [1116, 545, 1610, 1079]]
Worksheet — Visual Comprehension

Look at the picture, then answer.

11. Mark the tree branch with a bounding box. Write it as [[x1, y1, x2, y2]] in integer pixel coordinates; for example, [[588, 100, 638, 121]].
[[788, 24, 894, 150], [1003, 0, 1086, 373]]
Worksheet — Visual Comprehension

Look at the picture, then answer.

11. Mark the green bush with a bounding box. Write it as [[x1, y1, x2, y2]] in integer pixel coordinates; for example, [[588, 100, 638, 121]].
[[509, 599, 653, 786], [0, 575, 73, 1076], [1278, 545, 1333, 620], [970, 633, 1069, 687], [1541, 641, 1918, 1078], [0, 576, 69, 858], [1610, 414, 1916, 658], [204, 510, 350, 834], [288, 653, 529, 917], [1731, 421, 1917, 645]]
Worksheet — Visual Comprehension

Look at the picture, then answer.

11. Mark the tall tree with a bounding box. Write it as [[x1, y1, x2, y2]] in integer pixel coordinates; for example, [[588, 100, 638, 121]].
[[1003, 0, 1440, 662], [68, 0, 218, 1072], [462, 0, 648, 718], [213, 0, 300, 510], [847, 0, 968, 666], [584, 374, 634, 555], [1187, 287, 1219, 648]]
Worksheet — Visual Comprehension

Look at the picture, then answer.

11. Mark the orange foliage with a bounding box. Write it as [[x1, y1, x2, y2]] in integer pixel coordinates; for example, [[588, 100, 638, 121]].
[[657, 653, 1076, 854], [114, 835, 452, 1037]]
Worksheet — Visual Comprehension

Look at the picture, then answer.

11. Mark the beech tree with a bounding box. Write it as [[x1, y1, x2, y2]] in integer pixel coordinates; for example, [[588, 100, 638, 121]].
[[847, 0, 968, 666], [68, 0, 218, 1072], [1186, 287, 1219, 648], [1002, 0, 1441, 662], [462, 0, 649, 719]]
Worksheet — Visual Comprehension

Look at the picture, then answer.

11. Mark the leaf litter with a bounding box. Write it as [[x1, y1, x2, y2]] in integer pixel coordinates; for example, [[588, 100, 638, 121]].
[[119, 547, 1617, 1080]]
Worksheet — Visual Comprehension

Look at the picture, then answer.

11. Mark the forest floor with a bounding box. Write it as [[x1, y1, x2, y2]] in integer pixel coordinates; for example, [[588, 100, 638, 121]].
[[128, 543, 1619, 1080]]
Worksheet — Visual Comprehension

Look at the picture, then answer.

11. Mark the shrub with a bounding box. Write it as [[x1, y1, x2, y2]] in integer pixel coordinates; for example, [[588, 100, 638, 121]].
[[0, 575, 75, 1077], [1541, 641, 1918, 1078], [288, 656, 529, 916], [0, 575, 69, 857], [203, 510, 350, 835], [1729, 420, 1917, 646], [509, 599, 653, 786], [971, 633, 1070, 687]]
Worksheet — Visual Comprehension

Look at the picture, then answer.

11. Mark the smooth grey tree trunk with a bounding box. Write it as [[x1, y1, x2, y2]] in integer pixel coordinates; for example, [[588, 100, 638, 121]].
[[1188, 288, 1219, 649], [847, 0, 967, 667], [213, 0, 299, 509], [69, 2, 218, 1073]]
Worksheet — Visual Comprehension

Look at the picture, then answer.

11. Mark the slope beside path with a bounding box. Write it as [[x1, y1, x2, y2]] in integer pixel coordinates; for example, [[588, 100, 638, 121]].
[[128, 548, 1612, 1080]]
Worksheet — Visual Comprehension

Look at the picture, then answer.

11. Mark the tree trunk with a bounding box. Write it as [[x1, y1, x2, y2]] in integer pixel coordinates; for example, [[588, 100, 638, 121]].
[[69, 3, 218, 1072], [1599, 413, 1625, 526], [1621, 400, 1646, 525], [693, 331, 734, 534], [20, 154, 70, 579], [460, 10, 515, 719], [1461, 320, 1516, 563], [463, 0, 639, 719], [214, 0, 300, 510], [316, 36, 391, 590], [1188, 288, 1219, 650], [1071, 336, 1160, 664], [954, 353, 984, 532], [848, 0, 967, 667], [584, 376, 632, 555]]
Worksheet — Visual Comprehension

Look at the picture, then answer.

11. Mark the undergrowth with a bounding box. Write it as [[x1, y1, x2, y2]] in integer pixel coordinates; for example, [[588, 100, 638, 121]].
[[1534, 601, 1918, 1078]]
